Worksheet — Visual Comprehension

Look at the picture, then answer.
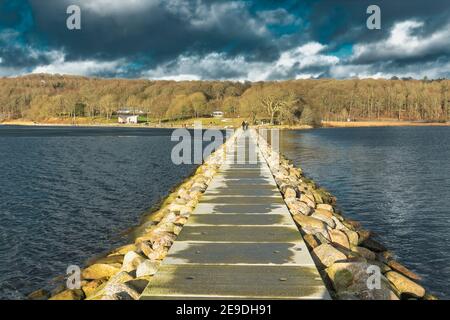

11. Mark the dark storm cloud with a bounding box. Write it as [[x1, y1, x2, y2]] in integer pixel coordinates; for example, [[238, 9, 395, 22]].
[[305, 0, 450, 45], [0, 0, 52, 69], [0, 44, 51, 68], [27, 0, 278, 66]]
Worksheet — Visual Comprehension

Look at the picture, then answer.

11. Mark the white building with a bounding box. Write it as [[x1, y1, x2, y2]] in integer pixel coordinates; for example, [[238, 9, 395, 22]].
[[212, 111, 224, 118], [117, 109, 132, 114], [118, 114, 138, 124]]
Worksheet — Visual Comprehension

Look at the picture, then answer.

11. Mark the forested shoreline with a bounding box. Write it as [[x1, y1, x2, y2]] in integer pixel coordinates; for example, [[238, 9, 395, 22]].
[[1, 74, 449, 126]]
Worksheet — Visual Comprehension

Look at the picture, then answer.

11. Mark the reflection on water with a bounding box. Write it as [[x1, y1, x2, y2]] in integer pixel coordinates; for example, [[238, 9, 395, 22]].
[[280, 127, 450, 299]]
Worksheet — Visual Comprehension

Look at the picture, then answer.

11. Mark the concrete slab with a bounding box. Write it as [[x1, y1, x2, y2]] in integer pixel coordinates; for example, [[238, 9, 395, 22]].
[[187, 213, 293, 226], [193, 203, 291, 215], [206, 188, 280, 197], [140, 265, 330, 299], [207, 181, 278, 191], [219, 172, 273, 178], [221, 165, 264, 169], [175, 225, 302, 242], [201, 196, 284, 205], [163, 241, 316, 266], [211, 176, 273, 183]]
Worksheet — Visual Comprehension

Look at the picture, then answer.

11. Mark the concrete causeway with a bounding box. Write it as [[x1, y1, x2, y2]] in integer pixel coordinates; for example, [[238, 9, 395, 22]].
[[140, 130, 330, 300]]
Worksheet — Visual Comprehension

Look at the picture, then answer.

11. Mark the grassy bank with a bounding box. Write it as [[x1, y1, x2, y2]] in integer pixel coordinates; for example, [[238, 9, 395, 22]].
[[0, 117, 244, 129]]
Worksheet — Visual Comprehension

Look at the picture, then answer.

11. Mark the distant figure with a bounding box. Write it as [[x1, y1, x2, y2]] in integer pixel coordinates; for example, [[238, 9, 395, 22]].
[[244, 121, 249, 131], [242, 121, 246, 131]]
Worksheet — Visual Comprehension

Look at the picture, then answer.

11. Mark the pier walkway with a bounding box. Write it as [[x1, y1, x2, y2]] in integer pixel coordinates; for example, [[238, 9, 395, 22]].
[[140, 130, 330, 299]]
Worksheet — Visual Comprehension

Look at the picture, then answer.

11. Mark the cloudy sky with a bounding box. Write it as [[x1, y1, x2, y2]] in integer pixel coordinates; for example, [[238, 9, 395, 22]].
[[0, 0, 449, 80]]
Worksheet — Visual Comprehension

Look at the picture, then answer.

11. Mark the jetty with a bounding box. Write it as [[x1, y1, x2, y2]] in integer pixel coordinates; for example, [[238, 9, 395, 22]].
[[44, 128, 429, 301], [140, 129, 330, 300]]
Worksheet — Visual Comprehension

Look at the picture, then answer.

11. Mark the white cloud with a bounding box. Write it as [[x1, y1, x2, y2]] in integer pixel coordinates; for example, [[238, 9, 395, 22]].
[[185, 1, 267, 37], [298, 42, 326, 56], [190, 1, 243, 26], [257, 8, 299, 26], [151, 74, 201, 81], [295, 74, 316, 80], [330, 60, 450, 79], [31, 51, 122, 76], [0, 66, 27, 77], [143, 42, 339, 81], [276, 42, 338, 69], [351, 20, 450, 62], [144, 52, 260, 81], [0, 29, 20, 42], [330, 64, 382, 79], [78, 0, 158, 15], [330, 19, 450, 79]]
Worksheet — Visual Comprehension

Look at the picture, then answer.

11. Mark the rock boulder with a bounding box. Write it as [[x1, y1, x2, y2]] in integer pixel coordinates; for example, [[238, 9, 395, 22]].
[[312, 244, 347, 268]]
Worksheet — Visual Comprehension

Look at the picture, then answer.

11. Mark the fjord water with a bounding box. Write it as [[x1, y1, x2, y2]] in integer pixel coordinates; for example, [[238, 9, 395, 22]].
[[0, 126, 203, 299], [280, 127, 450, 299]]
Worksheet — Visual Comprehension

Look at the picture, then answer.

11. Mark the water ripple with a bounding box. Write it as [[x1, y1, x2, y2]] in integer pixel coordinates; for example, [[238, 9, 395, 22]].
[[281, 127, 450, 299], [0, 126, 202, 299]]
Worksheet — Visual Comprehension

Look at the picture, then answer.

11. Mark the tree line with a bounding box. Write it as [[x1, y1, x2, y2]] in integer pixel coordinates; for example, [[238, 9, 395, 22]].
[[0, 74, 448, 126]]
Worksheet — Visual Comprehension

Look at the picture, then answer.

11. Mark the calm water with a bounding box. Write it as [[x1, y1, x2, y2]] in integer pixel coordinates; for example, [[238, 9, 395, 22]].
[[0, 126, 206, 299], [280, 127, 450, 299]]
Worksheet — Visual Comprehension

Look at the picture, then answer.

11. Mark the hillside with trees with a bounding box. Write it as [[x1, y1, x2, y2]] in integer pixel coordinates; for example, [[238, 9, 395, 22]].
[[0, 74, 449, 126]]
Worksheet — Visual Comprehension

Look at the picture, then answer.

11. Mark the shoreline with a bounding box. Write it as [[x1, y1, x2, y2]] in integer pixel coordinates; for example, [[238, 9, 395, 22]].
[[0, 120, 194, 129], [323, 120, 450, 128], [0, 120, 314, 131], [2, 119, 450, 130]]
